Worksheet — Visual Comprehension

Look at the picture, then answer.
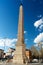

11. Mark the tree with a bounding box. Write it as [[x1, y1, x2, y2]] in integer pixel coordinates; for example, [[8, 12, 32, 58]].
[[31, 46, 39, 59]]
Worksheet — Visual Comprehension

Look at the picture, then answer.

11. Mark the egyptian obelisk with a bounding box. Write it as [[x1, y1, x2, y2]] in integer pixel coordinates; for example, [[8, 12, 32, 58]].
[[13, 4, 26, 64]]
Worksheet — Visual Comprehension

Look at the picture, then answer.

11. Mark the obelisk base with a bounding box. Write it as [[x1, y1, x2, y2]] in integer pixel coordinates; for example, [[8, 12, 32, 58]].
[[13, 57, 25, 64], [13, 44, 26, 64]]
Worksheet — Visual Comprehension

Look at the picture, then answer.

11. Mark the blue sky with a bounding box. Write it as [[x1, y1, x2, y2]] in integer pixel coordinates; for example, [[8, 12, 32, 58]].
[[0, 0, 43, 52]]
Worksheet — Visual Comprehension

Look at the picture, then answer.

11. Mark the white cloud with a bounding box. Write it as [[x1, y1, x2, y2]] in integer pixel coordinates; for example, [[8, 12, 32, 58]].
[[0, 38, 17, 47], [34, 33, 43, 43], [34, 18, 43, 28], [39, 24, 43, 30], [34, 18, 43, 31], [11, 39, 17, 43], [24, 31, 27, 34], [34, 44, 38, 47]]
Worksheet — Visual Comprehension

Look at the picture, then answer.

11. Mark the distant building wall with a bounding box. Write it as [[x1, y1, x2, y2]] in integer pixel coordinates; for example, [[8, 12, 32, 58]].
[[6, 48, 15, 56], [26, 49, 32, 61], [0, 49, 4, 59]]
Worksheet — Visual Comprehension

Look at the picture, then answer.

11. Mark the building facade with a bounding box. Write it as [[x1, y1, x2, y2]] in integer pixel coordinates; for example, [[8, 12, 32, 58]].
[[0, 49, 4, 59]]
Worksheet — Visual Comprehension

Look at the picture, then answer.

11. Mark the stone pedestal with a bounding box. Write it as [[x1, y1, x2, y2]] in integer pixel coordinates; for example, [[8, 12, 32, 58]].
[[13, 44, 26, 64]]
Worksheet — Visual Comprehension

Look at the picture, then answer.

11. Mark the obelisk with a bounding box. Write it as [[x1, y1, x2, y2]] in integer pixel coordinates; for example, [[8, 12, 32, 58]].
[[13, 4, 26, 64]]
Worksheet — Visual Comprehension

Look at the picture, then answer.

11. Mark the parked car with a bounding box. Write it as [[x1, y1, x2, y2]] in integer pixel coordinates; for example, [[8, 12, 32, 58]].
[[32, 59, 38, 63]]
